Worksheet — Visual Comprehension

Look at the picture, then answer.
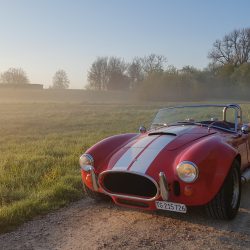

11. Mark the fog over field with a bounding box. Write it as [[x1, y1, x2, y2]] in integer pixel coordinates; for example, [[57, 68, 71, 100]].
[[0, 90, 250, 233]]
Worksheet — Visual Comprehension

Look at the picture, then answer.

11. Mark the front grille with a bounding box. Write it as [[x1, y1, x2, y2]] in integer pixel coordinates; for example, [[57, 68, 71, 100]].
[[99, 171, 158, 199]]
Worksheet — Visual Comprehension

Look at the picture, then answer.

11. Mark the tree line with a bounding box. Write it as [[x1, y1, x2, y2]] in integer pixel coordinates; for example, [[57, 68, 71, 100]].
[[87, 27, 250, 100], [1, 27, 249, 100], [0, 68, 70, 89]]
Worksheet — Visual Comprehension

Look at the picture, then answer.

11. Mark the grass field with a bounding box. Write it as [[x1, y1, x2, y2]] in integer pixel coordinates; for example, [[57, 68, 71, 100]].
[[0, 102, 162, 232], [1, 97, 250, 233]]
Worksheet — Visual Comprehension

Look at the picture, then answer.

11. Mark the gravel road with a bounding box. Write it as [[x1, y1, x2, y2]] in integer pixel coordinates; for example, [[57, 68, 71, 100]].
[[0, 183, 249, 250]]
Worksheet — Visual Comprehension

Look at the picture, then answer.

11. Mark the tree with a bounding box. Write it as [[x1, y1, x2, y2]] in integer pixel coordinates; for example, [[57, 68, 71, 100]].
[[165, 65, 178, 74], [52, 70, 70, 89], [127, 57, 144, 89], [231, 63, 250, 87], [106, 57, 129, 90], [0, 67, 30, 84], [140, 54, 167, 74], [208, 28, 250, 66], [87, 57, 129, 90], [87, 57, 109, 90], [179, 66, 199, 74]]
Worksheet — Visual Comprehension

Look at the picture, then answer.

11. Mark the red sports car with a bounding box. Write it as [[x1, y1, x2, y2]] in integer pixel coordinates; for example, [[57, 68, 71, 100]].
[[80, 104, 250, 219]]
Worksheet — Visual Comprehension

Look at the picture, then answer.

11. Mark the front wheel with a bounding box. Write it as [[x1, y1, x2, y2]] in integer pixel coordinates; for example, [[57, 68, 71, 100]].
[[206, 160, 241, 220]]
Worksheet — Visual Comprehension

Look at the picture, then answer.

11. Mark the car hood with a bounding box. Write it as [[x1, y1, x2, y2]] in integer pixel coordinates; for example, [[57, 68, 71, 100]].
[[107, 125, 215, 174]]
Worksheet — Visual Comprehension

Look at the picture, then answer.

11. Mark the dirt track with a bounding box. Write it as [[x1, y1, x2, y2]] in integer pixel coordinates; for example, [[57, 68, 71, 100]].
[[0, 183, 249, 250]]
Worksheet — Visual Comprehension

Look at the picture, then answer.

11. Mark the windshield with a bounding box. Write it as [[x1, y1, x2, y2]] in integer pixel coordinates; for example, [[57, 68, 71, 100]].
[[151, 105, 241, 132]]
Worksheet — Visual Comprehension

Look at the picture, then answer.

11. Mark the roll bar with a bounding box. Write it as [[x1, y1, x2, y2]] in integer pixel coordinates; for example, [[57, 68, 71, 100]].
[[223, 104, 242, 131]]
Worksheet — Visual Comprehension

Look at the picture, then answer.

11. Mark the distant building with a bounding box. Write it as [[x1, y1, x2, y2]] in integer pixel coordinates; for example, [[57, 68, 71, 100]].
[[0, 83, 43, 90]]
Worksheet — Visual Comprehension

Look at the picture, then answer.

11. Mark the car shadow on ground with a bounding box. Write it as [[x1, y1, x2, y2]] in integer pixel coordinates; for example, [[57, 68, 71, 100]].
[[106, 182, 250, 235], [156, 182, 250, 235]]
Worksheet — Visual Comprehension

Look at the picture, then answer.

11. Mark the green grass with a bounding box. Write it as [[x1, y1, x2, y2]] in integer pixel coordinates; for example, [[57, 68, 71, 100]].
[[0, 103, 161, 232], [1, 101, 250, 233]]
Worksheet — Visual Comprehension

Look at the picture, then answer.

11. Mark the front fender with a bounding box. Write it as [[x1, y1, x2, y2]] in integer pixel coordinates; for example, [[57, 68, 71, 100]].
[[85, 133, 138, 173], [173, 135, 238, 206]]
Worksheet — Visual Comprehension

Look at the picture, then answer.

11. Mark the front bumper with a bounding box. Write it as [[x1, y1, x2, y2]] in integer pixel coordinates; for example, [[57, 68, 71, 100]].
[[81, 167, 195, 211]]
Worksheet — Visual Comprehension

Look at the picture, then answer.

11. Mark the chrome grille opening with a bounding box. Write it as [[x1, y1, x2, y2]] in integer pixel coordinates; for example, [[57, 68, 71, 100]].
[[100, 172, 158, 199]]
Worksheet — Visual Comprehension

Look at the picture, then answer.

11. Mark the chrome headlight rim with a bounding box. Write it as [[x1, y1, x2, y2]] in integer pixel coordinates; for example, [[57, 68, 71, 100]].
[[79, 153, 94, 167], [176, 161, 199, 183]]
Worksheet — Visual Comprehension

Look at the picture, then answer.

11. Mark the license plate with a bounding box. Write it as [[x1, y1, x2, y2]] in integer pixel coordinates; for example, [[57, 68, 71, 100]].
[[155, 201, 187, 213]]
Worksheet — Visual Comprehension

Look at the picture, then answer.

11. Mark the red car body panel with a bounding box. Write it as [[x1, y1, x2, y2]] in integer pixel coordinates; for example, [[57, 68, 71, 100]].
[[85, 133, 138, 173], [81, 121, 250, 210]]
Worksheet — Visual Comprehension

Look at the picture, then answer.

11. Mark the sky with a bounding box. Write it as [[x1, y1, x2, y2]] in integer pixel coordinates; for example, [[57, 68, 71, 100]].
[[0, 0, 250, 89]]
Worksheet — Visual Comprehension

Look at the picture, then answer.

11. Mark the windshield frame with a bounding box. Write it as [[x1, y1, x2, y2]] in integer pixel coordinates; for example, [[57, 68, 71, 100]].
[[151, 104, 242, 133]]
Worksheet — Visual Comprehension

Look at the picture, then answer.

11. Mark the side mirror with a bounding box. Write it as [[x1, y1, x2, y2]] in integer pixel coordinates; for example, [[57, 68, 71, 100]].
[[241, 124, 250, 134], [139, 125, 147, 134]]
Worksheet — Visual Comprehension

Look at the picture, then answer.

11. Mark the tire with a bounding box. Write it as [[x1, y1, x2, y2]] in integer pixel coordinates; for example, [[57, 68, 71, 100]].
[[206, 160, 241, 220], [83, 183, 110, 202]]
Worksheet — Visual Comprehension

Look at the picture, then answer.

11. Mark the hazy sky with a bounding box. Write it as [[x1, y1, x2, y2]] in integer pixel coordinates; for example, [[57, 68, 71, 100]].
[[0, 0, 250, 89]]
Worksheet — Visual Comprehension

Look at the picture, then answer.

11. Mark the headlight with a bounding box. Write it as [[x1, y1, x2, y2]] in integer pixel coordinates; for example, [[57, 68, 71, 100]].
[[176, 161, 198, 183], [79, 154, 94, 167]]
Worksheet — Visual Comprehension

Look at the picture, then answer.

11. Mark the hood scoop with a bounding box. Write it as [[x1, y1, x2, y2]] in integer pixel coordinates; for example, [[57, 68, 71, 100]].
[[148, 125, 195, 137], [148, 131, 176, 136]]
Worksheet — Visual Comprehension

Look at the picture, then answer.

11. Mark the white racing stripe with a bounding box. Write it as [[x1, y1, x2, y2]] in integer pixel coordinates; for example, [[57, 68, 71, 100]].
[[131, 135, 158, 148], [112, 136, 157, 170], [129, 136, 175, 174], [112, 147, 142, 170], [112, 135, 175, 172]]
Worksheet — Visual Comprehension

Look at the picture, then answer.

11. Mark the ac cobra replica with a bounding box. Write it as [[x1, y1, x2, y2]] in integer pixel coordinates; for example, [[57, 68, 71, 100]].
[[80, 104, 250, 219]]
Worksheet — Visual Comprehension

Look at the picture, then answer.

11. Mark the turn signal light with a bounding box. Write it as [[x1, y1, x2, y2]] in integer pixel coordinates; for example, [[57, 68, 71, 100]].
[[184, 185, 193, 196], [81, 171, 92, 188]]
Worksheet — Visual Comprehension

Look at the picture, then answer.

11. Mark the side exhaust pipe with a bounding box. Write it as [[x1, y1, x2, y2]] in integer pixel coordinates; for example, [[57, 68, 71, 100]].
[[241, 168, 250, 184]]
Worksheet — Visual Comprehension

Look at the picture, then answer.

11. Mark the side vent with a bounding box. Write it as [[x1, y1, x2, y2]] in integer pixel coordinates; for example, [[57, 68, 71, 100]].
[[173, 181, 180, 196]]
